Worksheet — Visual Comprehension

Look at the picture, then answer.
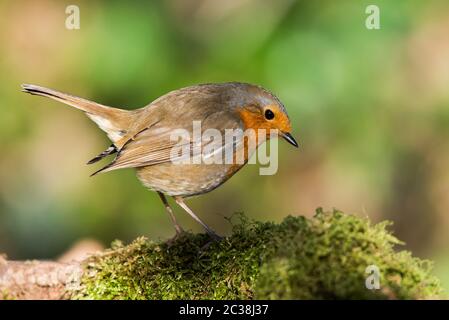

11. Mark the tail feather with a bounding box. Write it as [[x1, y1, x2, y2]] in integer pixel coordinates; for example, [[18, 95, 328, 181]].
[[21, 84, 133, 143], [87, 144, 117, 165]]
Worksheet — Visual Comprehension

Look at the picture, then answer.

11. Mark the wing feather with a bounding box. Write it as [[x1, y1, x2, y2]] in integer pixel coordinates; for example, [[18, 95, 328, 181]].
[[92, 108, 243, 175]]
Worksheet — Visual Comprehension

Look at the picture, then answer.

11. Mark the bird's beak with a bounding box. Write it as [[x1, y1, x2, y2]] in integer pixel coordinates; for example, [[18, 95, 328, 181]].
[[281, 132, 299, 148]]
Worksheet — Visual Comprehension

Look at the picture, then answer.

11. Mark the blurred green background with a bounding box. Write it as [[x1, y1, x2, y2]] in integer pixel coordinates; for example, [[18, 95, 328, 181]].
[[1, 0, 449, 290]]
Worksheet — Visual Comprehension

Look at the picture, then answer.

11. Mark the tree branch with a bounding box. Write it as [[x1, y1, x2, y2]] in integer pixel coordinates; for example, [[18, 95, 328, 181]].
[[0, 257, 82, 300], [0, 210, 444, 300]]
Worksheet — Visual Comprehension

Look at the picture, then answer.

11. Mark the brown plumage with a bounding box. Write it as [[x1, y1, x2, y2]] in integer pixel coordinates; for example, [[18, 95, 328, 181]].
[[21, 82, 298, 239]]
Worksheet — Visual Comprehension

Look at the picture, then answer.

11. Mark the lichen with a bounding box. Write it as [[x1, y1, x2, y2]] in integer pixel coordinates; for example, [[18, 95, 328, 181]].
[[72, 209, 443, 299], [1, 289, 13, 300]]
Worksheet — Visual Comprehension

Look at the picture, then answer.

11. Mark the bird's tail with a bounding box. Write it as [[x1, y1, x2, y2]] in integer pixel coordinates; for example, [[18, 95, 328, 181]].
[[21, 84, 135, 144]]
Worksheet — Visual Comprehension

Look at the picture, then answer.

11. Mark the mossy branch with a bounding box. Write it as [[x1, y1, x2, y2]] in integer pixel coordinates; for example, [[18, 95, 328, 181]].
[[0, 210, 444, 299]]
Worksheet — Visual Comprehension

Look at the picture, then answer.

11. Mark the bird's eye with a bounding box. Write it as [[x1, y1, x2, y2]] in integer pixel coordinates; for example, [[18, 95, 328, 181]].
[[264, 109, 275, 120]]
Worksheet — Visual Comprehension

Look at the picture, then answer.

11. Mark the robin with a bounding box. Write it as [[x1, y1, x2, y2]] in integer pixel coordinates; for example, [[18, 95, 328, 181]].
[[21, 82, 298, 240]]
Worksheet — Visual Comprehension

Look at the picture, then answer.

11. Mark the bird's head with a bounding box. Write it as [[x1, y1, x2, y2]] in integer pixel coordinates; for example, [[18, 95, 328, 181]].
[[233, 83, 298, 148]]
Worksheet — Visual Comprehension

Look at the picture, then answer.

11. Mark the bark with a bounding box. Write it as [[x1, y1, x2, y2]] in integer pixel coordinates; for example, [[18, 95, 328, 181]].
[[0, 256, 83, 300]]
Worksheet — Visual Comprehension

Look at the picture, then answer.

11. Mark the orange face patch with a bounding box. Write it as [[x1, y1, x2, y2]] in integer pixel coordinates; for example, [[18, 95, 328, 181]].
[[237, 104, 291, 137], [225, 104, 291, 177]]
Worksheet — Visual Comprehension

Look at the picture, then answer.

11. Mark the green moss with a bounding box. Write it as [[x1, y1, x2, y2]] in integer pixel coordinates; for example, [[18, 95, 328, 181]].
[[72, 209, 443, 299]]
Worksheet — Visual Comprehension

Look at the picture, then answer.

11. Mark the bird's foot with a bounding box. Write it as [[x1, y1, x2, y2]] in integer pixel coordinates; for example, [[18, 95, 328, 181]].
[[199, 231, 223, 251], [208, 232, 223, 242], [166, 229, 187, 246]]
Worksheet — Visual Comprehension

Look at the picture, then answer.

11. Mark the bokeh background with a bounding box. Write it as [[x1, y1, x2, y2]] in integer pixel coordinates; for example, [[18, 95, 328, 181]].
[[1, 0, 449, 290]]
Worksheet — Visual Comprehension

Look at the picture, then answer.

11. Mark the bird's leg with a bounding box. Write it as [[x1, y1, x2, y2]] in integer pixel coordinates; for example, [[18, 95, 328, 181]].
[[158, 192, 184, 235], [174, 196, 222, 241]]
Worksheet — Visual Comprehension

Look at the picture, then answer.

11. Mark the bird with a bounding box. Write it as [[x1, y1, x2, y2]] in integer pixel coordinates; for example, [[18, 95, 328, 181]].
[[21, 82, 298, 240]]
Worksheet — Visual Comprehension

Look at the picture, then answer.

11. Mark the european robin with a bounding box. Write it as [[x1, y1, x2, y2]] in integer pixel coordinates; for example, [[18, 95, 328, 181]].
[[21, 82, 298, 239]]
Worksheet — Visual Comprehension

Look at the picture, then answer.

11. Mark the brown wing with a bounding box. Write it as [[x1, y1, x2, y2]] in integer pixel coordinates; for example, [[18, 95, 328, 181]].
[[92, 109, 242, 175]]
